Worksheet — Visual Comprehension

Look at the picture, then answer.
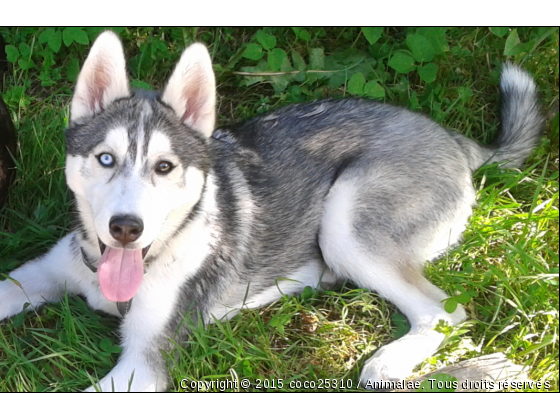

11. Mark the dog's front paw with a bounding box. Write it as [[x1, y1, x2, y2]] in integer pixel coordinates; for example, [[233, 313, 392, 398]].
[[0, 277, 33, 321], [85, 363, 167, 392]]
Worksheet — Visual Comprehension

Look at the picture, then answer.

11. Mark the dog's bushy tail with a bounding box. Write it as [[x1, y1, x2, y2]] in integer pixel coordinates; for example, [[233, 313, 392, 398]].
[[486, 63, 543, 168]]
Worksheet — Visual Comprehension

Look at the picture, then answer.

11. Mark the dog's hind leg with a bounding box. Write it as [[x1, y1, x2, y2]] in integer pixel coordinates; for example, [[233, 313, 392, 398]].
[[353, 261, 465, 387], [319, 171, 467, 387]]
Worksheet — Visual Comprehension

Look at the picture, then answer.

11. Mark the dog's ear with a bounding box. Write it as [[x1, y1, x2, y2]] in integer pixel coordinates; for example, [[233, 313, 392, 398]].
[[162, 43, 216, 138], [70, 31, 130, 122]]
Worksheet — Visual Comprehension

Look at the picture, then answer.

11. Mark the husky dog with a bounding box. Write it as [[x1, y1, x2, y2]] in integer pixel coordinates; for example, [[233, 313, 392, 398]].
[[0, 32, 542, 391]]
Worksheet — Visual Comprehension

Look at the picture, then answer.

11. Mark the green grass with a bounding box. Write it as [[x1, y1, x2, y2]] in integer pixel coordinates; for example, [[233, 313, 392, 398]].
[[0, 27, 558, 392]]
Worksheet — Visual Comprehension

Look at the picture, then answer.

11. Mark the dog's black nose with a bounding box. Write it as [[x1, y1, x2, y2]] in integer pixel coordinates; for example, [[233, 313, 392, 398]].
[[109, 215, 144, 245]]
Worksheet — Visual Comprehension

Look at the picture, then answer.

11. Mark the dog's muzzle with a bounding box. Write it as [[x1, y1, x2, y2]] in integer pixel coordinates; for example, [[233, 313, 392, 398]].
[[81, 241, 151, 316]]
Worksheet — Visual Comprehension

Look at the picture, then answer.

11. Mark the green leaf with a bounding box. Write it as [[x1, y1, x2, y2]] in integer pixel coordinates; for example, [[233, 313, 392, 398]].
[[292, 27, 310, 41], [72, 28, 90, 45], [418, 62, 438, 83], [99, 338, 112, 352], [301, 285, 313, 300], [256, 30, 276, 51], [417, 27, 448, 55], [364, 80, 385, 99], [388, 52, 415, 73], [268, 48, 287, 71], [66, 58, 80, 82], [39, 28, 55, 44], [504, 28, 521, 56], [62, 27, 74, 47], [294, 71, 306, 83], [299, 29, 311, 41], [491, 27, 509, 37], [291, 50, 306, 71], [18, 58, 34, 70], [455, 292, 472, 304], [48, 30, 62, 53], [243, 43, 264, 61], [61, 27, 89, 47], [270, 75, 291, 94], [361, 27, 383, 45], [99, 338, 122, 354], [1, 86, 26, 108], [347, 72, 366, 95], [5, 45, 20, 63], [19, 43, 31, 57], [11, 311, 25, 328], [444, 298, 458, 313], [309, 48, 325, 70], [406, 34, 435, 63]]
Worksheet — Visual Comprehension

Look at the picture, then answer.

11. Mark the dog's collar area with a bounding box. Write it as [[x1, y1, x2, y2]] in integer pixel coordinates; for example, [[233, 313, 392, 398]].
[[117, 299, 133, 316], [81, 247, 98, 273], [98, 239, 106, 256]]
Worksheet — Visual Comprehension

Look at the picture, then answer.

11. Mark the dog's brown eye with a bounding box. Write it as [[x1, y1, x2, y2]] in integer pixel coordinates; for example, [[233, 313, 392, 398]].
[[156, 161, 173, 174]]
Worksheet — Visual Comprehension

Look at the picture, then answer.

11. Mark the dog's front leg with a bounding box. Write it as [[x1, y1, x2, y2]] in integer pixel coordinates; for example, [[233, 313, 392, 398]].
[[85, 340, 168, 392], [85, 290, 177, 392], [0, 233, 84, 321]]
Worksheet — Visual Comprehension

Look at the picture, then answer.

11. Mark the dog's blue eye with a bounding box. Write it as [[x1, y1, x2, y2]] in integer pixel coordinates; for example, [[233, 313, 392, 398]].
[[98, 153, 114, 167]]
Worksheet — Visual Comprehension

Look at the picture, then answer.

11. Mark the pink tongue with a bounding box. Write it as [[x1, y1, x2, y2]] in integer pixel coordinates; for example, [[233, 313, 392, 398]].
[[98, 247, 144, 302]]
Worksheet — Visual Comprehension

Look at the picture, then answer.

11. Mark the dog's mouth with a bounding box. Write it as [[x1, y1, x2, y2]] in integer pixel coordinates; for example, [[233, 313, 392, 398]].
[[98, 240, 151, 259], [97, 239, 151, 316]]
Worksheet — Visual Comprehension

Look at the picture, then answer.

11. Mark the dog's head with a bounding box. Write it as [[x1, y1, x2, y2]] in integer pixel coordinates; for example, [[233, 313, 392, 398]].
[[65, 31, 215, 303]]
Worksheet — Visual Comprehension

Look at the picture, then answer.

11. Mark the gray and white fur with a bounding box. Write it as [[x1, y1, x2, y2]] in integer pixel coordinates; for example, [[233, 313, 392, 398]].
[[0, 32, 542, 391]]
